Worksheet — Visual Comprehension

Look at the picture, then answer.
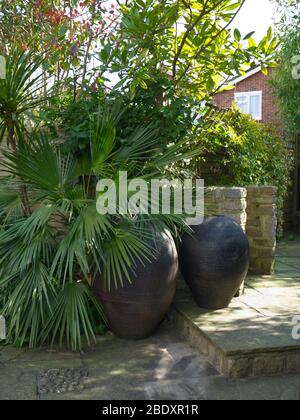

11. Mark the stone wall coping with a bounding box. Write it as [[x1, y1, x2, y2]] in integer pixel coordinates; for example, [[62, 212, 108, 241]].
[[246, 186, 278, 195]]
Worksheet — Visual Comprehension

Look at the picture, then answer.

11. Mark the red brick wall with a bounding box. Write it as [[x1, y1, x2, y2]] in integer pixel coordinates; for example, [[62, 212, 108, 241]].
[[213, 69, 283, 134], [213, 69, 298, 232]]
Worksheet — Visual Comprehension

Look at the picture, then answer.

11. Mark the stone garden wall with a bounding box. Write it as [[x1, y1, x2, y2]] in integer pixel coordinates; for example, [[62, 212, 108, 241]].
[[246, 186, 277, 275], [204, 186, 277, 276], [204, 187, 247, 231]]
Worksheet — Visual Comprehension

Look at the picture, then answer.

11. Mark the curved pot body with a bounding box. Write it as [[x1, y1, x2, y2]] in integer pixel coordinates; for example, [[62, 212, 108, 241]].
[[93, 230, 178, 339], [179, 216, 249, 309]]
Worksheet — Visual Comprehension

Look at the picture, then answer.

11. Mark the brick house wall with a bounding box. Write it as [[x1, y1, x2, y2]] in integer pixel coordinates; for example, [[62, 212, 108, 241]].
[[212, 68, 298, 232], [214, 68, 283, 134]]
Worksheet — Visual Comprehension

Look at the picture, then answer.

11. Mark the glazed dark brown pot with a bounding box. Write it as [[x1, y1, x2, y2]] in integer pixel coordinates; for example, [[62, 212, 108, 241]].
[[179, 216, 249, 310], [93, 230, 178, 339]]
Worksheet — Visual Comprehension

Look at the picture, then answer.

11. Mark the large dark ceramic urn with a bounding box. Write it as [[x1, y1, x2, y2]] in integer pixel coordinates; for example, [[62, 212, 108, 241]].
[[179, 216, 249, 309], [93, 230, 178, 339]]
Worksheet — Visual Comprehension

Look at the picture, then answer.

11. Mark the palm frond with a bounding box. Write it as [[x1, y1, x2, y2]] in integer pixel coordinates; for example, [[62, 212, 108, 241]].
[[150, 138, 200, 169], [0, 180, 22, 221], [0, 263, 57, 348], [0, 209, 55, 273], [102, 223, 156, 290], [51, 204, 112, 283], [40, 282, 105, 351], [90, 107, 116, 174], [113, 125, 158, 163], [0, 49, 51, 145], [1, 135, 76, 197]]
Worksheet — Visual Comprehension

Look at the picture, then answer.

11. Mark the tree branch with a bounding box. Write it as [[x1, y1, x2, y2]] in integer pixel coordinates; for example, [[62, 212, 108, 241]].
[[175, 0, 246, 86], [172, 0, 210, 78]]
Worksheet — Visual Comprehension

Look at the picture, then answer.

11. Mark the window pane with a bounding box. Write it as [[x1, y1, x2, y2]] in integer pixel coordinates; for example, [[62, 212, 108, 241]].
[[249, 95, 261, 119], [236, 96, 248, 113]]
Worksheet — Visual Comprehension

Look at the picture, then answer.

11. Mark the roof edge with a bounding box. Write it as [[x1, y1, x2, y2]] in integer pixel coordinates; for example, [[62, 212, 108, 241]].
[[230, 67, 262, 85]]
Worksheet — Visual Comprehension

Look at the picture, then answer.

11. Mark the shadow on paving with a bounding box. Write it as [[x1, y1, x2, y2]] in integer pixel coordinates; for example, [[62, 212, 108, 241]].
[[0, 322, 300, 400]]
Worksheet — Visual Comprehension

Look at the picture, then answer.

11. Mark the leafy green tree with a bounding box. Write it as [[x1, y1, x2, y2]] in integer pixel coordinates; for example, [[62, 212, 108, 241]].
[[105, 0, 277, 99], [272, 0, 300, 133], [0, 0, 119, 95], [0, 1, 277, 100], [0, 1, 278, 155]]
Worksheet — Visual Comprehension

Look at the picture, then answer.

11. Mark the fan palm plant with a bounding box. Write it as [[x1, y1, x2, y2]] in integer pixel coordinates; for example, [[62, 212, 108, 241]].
[[0, 48, 49, 149], [0, 106, 199, 350], [0, 48, 52, 217]]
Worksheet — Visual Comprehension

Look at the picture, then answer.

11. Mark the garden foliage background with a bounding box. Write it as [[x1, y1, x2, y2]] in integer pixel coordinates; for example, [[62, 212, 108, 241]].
[[0, 0, 292, 349]]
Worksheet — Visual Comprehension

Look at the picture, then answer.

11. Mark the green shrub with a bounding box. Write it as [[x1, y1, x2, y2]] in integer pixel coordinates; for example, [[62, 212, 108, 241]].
[[272, 0, 300, 134], [197, 108, 293, 228]]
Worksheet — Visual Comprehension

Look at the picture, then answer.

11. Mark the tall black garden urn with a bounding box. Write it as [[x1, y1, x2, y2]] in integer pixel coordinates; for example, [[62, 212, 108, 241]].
[[179, 216, 249, 309], [93, 230, 178, 339]]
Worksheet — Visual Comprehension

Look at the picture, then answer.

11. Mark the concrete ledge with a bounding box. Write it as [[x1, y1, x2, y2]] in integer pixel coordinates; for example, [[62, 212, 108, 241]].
[[173, 303, 300, 379], [173, 270, 300, 379]]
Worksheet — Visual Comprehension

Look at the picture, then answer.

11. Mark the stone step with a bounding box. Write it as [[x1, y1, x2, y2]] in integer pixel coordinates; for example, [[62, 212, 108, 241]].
[[172, 279, 300, 379]]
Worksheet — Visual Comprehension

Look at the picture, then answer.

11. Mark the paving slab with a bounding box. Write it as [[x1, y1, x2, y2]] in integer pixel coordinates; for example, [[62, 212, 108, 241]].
[[277, 257, 300, 269], [0, 346, 26, 364], [1, 347, 83, 370], [144, 373, 300, 401], [0, 367, 38, 400]]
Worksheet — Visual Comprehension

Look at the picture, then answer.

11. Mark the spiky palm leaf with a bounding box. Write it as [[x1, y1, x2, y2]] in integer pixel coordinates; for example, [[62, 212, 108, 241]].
[[41, 282, 106, 351], [0, 49, 50, 147], [0, 263, 57, 348]]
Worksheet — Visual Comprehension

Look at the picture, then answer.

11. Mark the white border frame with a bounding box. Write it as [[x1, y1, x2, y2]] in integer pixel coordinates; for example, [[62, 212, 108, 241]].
[[234, 90, 262, 121]]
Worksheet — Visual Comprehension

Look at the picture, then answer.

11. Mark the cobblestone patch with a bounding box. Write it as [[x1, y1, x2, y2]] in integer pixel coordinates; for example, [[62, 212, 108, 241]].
[[38, 368, 89, 395]]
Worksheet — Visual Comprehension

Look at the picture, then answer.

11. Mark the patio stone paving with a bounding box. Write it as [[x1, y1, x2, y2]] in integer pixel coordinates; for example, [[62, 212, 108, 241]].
[[0, 321, 299, 400], [173, 237, 300, 379], [0, 237, 299, 400]]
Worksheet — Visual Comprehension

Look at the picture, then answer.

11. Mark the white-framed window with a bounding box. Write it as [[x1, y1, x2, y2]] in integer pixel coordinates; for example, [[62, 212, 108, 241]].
[[234, 91, 262, 120]]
